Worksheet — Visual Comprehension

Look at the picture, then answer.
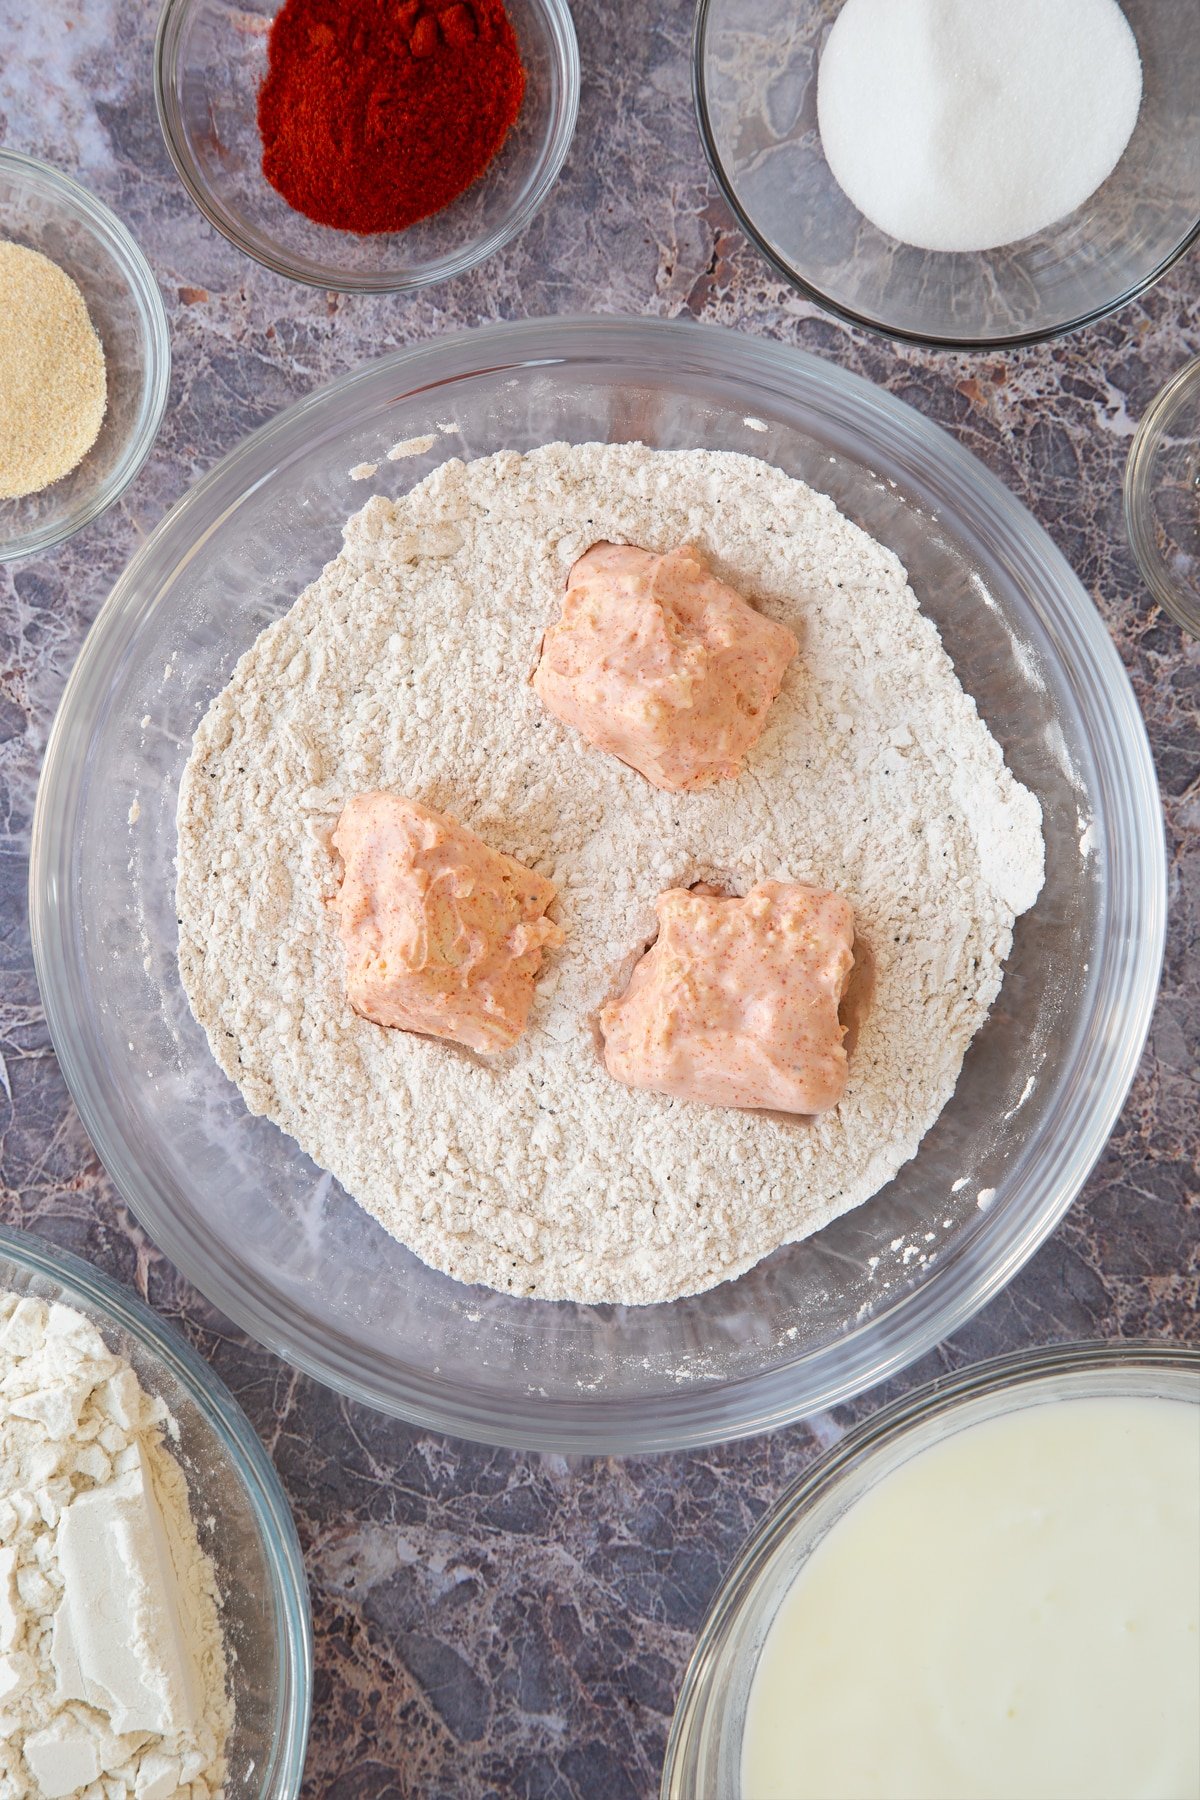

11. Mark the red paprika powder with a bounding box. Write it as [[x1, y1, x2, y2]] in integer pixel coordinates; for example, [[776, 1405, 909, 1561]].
[[257, 0, 527, 235]]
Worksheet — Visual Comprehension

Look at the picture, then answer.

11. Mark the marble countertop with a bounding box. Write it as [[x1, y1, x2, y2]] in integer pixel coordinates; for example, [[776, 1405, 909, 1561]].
[[1, 3, 1196, 1795]]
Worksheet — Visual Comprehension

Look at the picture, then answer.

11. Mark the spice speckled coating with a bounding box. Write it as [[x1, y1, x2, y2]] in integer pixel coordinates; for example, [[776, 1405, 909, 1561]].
[[600, 880, 856, 1114], [332, 791, 563, 1053], [533, 542, 799, 791], [0, 0, 1195, 1793]]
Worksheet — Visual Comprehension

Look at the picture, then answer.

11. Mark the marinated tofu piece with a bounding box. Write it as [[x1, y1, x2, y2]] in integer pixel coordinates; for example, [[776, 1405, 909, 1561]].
[[600, 880, 855, 1113], [533, 543, 798, 791], [331, 793, 563, 1054]]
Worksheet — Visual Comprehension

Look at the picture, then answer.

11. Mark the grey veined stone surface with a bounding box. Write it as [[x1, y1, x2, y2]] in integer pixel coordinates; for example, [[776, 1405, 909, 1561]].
[[0, 0, 1196, 1792]]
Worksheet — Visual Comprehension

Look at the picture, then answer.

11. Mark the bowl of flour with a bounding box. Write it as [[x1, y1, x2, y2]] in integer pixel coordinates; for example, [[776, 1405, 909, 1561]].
[[0, 1225, 312, 1798], [30, 318, 1165, 1451]]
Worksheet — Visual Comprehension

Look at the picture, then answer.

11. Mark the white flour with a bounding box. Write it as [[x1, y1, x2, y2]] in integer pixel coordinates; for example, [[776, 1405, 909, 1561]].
[[0, 1293, 230, 1800], [176, 443, 1044, 1305]]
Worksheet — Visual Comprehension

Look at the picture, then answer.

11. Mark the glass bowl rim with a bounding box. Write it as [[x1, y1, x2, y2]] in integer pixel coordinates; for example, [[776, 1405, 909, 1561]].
[[661, 1338, 1200, 1799], [1123, 352, 1200, 635], [0, 148, 172, 563], [29, 313, 1167, 1453], [0, 1220, 313, 1797], [691, 0, 1200, 352], [153, 0, 581, 294]]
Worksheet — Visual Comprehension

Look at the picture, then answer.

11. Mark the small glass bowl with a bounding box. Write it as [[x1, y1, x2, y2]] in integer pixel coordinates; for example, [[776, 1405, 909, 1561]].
[[154, 0, 579, 292], [694, 0, 1200, 348], [0, 152, 170, 563], [662, 1341, 1200, 1799], [1124, 356, 1200, 636], [0, 1223, 312, 1798]]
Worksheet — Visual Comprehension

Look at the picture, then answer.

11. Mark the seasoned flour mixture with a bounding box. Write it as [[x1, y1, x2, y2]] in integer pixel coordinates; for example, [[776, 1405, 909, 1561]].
[[176, 443, 1044, 1305]]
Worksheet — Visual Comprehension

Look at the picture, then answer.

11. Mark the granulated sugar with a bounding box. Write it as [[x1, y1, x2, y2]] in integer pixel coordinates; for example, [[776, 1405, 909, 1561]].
[[817, 0, 1143, 253], [176, 442, 1043, 1306]]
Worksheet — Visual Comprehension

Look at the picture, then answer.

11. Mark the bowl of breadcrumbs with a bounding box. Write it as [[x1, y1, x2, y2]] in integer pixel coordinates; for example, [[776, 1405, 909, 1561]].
[[0, 150, 170, 563]]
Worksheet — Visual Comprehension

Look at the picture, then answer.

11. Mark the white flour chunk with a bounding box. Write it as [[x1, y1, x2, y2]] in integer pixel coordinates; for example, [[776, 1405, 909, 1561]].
[[176, 443, 1044, 1304], [0, 1293, 231, 1798]]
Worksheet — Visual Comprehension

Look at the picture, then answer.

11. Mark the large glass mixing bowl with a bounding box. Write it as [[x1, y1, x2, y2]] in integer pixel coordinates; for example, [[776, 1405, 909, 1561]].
[[30, 318, 1165, 1452]]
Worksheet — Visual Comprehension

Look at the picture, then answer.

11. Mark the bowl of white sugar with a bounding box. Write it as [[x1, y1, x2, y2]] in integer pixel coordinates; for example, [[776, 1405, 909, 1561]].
[[694, 0, 1200, 347], [0, 1224, 311, 1800]]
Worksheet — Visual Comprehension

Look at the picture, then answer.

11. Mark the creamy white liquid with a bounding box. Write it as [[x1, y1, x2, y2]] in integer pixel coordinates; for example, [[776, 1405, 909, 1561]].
[[741, 1396, 1200, 1800]]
